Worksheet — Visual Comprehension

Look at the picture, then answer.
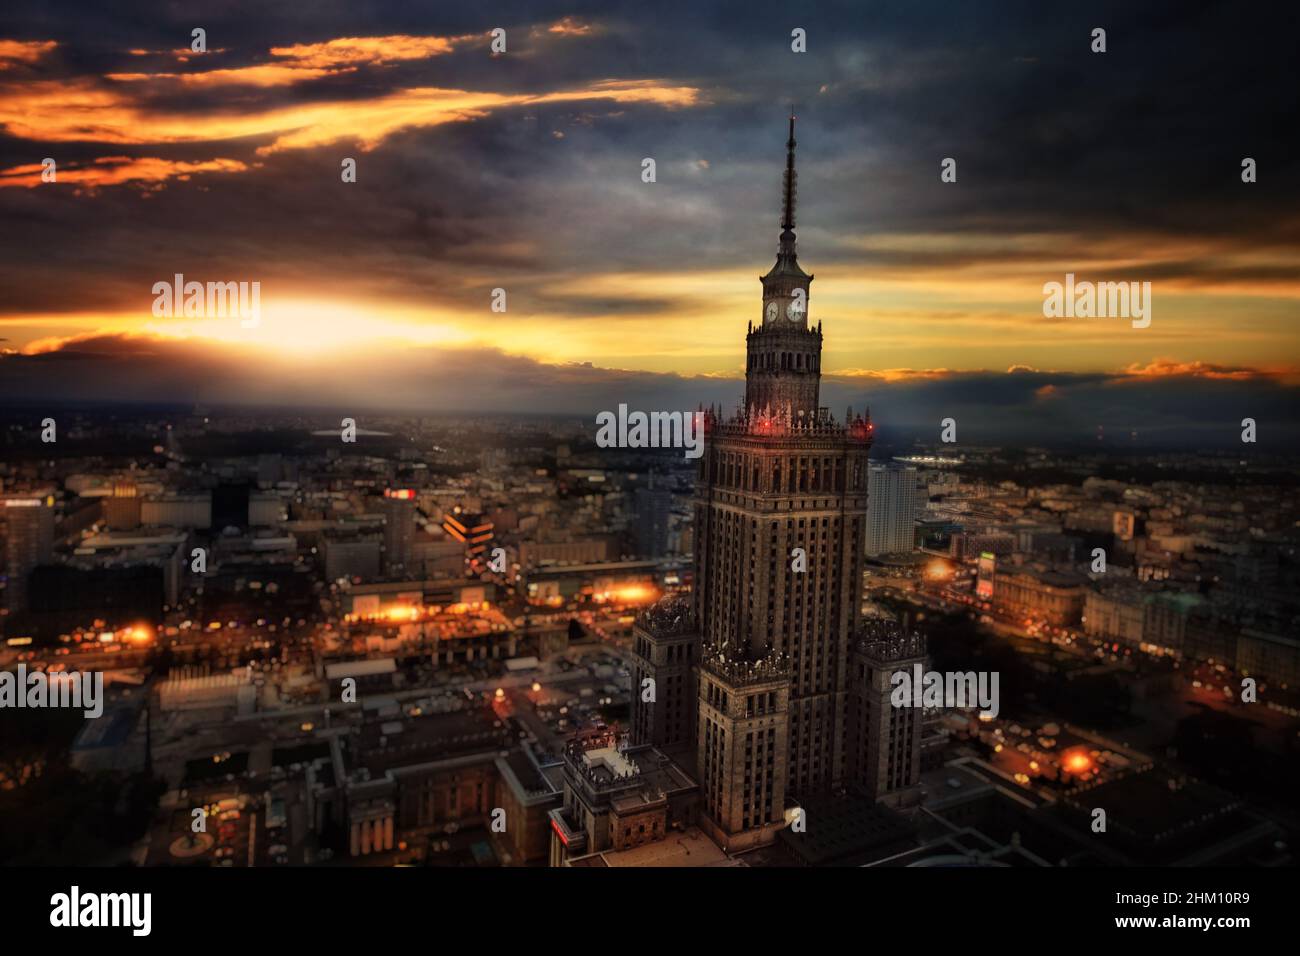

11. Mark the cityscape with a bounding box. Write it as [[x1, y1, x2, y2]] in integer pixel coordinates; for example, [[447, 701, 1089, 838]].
[[4, 168, 1297, 867], [0, 0, 1296, 937]]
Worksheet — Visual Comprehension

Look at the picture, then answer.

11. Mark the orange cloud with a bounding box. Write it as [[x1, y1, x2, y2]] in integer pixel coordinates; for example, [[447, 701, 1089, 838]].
[[108, 34, 474, 89], [0, 155, 249, 188], [255, 80, 701, 154], [0, 39, 57, 69], [268, 34, 464, 67], [833, 367, 957, 382], [0, 77, 701, 153], [124, 47, 229, 58], [107, 64, 339, 87], [1116, 359, 1270, 381], [545, 18, 597, 37], [20, 330, 157, 356], [0, 78, 136, 142]]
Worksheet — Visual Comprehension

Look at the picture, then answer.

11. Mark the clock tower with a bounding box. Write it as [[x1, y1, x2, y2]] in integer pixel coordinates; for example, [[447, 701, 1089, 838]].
[[684, 114, 876, 852], [748, 112, 821, 418], [571, 116, 921, 867]]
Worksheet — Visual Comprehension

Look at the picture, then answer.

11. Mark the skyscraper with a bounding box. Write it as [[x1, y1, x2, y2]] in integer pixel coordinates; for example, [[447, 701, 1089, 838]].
[[633, 478, 671, 559], [865, 463, 920, 556], [382, 488, 417, 575], [3, 496, 55, 615], [635, 116, 887, 851]]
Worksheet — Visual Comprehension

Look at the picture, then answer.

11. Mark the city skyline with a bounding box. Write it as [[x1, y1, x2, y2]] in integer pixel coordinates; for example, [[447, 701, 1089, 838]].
[[2, 0, 1297, 906]]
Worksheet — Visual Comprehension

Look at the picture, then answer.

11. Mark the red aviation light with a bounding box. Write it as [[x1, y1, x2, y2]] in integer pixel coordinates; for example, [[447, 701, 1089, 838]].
[[550, 819, 570, 846], [850, 419, 874, 440]]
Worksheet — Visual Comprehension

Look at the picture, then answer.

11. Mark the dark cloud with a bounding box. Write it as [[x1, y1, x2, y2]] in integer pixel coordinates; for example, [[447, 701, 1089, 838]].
[[2, 334, 1295, 449], [2, 0, 1296, 314]]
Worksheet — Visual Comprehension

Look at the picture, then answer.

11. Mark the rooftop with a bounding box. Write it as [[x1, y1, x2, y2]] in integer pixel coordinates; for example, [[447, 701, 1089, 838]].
[[353, 707, 509, 778], [582, 746, 636, 780], [587, 826, 733, 867]]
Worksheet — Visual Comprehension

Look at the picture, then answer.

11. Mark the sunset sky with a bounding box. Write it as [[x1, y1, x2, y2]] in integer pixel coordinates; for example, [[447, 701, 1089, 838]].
[[1, 0, 1296, 442]]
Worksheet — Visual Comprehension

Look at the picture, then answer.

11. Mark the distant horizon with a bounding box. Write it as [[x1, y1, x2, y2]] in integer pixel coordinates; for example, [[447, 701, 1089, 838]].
[[3, 394, 1296, 454]]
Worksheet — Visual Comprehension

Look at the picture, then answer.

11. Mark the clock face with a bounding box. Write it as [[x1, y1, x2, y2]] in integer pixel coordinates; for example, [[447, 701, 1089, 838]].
[[765, 301, 780, 322], [787, 295, 806, 321]]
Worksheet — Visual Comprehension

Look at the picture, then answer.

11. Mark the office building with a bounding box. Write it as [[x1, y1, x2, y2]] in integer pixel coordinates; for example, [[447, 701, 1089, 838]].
[[3, 496, 55, 614], [866, 463, 920, 556]]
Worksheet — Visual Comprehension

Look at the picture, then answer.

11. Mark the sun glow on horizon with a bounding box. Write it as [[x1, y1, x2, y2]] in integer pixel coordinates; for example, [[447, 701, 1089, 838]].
[[144, 298, 477, 356], [12, 298, 477, 359]]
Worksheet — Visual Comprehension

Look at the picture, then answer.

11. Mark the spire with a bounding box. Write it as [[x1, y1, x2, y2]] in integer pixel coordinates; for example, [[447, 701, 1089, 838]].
[[761, 110, 811, 284], [780, 108, 797, 249]]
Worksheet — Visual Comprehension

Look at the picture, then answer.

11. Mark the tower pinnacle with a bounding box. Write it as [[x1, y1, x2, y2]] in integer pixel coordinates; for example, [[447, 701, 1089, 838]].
[[762, 111, 811, 309], [780, 109, 797, 248]]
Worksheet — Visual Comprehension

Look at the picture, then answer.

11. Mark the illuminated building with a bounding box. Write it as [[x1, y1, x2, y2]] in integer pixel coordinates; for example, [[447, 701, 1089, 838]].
[[525, 558, 658, 605], [1112, 509, 1137, 541], [976, 551, 996, 599], [992, 567, 1086, 625], [628, 118, 905, 853], [382, 488, 417, 575], [442, 510, 495, 574], [334, 597, 519, 665], [949, 532, 1015, 561], [158, 667, 256, 713]]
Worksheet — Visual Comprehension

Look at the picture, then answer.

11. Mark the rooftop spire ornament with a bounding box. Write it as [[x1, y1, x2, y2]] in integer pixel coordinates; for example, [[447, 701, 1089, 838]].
[[780, 108, 798, 250]]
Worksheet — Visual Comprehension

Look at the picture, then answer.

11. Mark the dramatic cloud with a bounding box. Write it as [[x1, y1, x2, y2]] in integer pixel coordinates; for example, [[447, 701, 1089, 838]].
[[0, 0, 1295, 442], [0, 76, 700, 152]]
